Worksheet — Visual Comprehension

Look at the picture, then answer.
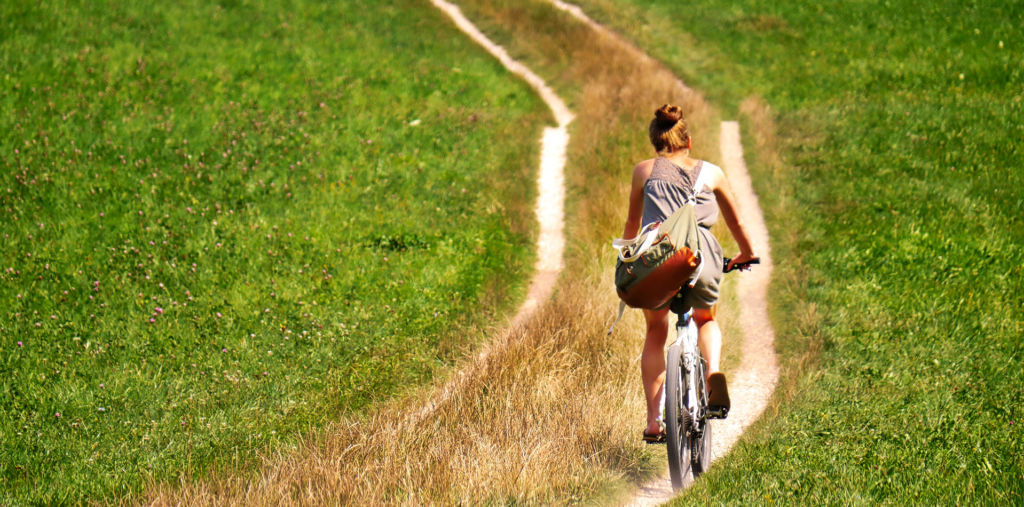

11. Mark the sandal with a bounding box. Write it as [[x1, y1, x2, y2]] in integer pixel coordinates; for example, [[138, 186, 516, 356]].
[[642, 422, 667, 444]]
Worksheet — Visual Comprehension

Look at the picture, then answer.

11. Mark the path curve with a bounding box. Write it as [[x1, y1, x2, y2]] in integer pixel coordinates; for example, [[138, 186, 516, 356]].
[[417, 0, 573, 422], [430, 0, 572, 328]]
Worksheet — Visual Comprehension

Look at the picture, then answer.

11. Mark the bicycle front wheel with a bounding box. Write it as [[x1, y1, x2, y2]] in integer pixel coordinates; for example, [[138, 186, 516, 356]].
[[664, 342, 691, 490], [691, 355, 713, 477]]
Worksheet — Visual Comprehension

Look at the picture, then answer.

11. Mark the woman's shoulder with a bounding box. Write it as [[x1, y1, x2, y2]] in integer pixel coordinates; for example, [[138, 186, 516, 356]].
[[634, 158, 658, 171], [698, 159, 726, 187], [699, 159, 724, 173], [632, 158, 658, 179]]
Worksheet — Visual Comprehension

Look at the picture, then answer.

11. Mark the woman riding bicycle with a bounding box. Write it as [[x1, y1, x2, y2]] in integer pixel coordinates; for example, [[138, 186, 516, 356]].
[[622, 104, 757, 442]]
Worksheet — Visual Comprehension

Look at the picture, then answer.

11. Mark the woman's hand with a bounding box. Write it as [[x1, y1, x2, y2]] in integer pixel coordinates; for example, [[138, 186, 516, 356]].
[[726, 252, 759, 272]]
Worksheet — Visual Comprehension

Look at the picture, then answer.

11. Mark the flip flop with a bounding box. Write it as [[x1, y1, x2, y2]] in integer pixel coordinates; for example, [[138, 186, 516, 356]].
[[642, 422, 667, 444]]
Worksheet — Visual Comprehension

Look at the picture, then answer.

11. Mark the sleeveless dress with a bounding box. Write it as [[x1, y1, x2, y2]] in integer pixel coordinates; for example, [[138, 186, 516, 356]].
[[641, 157, 724, 310]]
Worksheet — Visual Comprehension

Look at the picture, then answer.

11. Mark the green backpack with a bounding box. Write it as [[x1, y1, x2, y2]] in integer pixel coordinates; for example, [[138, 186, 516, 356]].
[[611, 162, 708, 325]]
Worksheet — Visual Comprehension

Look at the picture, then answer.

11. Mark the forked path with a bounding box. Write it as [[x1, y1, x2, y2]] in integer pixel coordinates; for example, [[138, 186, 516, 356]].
[[431, 1, 778, 505]]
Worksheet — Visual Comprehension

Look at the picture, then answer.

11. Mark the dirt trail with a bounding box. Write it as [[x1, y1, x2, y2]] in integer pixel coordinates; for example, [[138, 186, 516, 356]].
[[429, 0, 571, 329], [541, 2, 781, 504], [428, 1, 779, 503], [417, 0, 572, 423]]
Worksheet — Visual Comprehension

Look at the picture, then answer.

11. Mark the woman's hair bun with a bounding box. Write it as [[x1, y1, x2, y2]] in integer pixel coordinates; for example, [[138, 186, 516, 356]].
[[654, 104, 682, 128], [648, 104, 690, 152]]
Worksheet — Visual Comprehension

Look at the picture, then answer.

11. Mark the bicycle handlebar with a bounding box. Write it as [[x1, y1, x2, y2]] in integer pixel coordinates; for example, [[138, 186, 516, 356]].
[[722, 257, 760, 273], [669, 257, 760, 316]]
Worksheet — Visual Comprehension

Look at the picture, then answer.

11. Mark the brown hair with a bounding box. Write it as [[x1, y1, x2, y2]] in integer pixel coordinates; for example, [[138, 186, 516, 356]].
[[648, 104, 690, 154]]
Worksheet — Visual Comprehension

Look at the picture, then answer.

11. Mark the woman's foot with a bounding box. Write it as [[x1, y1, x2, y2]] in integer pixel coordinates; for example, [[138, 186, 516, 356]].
[[642, 421, 666, 444], [707, 372, 730, 419]]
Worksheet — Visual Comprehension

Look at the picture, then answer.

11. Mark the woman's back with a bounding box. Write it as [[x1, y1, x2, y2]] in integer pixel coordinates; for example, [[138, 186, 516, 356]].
[[641, 157, 720, 229]]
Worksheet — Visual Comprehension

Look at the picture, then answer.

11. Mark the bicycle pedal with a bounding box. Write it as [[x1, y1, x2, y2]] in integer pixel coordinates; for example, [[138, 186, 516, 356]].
[[706, 406, 729, 420]]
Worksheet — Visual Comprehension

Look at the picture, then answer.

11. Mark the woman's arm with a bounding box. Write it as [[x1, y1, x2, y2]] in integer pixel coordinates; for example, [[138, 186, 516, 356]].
[[711, 168, 757, 268], [622, 160, 654, 239]]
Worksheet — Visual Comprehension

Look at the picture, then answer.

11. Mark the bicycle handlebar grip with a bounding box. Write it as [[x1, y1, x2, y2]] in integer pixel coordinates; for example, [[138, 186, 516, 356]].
[[722, 257, 761, 273]]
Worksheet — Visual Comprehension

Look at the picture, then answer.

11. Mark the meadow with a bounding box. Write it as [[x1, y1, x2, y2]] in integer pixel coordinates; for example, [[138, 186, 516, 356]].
[[5, 0, 1022, 503], [573, 0, 1023, 502], [0, 0, 548, 502]]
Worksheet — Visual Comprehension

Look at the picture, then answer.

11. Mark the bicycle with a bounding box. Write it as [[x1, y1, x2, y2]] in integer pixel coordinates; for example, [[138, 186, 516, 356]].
[[663, 256, 759, 489]]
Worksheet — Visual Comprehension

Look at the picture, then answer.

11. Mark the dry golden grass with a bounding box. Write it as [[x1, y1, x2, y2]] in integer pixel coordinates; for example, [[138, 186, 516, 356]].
[[152, 270, 655, 505], [144, 1, 725, 504]]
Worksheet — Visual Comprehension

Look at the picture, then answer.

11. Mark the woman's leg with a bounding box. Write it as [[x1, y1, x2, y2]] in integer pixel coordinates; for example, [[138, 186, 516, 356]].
[[642, 307, 671, 435], [694, 305, 730, 412], [693, 307, 721, 376]]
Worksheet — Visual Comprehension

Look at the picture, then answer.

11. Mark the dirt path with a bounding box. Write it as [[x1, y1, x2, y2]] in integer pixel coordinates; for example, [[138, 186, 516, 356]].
[[435, 2, 779, 504], [429, 0, 572, 328], [417, 0, 572, 422]]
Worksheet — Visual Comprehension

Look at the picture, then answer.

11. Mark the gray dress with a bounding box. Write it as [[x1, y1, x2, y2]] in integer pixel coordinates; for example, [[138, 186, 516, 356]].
[[641, 157, 724, 310]]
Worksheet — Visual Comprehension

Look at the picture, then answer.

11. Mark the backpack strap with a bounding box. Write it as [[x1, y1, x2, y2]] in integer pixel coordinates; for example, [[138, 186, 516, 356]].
[[612, 221, 660, 262], [608, 300, 627, 335], [687, 160, 708, 204]]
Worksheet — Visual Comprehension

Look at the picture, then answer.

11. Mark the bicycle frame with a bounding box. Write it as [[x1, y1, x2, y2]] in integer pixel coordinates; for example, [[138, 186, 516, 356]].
[[677, 311, 703, 429]]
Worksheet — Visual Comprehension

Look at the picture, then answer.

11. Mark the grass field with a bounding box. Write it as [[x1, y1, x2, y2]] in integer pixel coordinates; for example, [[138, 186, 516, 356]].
[[6, 0, 1022, 502], [573, 0, 1024, 502], [0, 0, 549, 502]]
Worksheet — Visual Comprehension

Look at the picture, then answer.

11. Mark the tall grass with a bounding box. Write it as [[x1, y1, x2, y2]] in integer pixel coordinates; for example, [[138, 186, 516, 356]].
[[148, 0, 735, 502], [575, 0, 1023, 502], [0, 0, 548, 502]]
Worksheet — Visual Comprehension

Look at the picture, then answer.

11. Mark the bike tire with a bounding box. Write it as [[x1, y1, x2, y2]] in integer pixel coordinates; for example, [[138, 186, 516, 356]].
[[664, 341, 691, 490], [691, 355, 713, 476]]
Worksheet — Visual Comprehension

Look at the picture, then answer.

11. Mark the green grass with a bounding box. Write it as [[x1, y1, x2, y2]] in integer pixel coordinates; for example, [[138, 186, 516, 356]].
[[0, 0, 548, 502], [575, 0, 1023, 503]]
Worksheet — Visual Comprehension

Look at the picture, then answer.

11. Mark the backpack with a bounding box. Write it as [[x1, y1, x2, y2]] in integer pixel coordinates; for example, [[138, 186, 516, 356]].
[[612, 161, 708, 315]]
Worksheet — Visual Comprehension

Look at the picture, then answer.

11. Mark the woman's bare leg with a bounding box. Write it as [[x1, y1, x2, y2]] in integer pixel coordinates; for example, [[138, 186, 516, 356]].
[[642, 307, 670, 435], [694, 307, 721, 376], [694, 306, 731, 413]]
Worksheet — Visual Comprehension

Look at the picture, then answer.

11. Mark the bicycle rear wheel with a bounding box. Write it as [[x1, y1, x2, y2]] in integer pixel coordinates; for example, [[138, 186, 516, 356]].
[[664, 341, 691, 490], [691, 355, 713, 476]]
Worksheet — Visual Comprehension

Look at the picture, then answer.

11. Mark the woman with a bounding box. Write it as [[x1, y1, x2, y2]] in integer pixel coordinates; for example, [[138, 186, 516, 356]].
[[622, 104, 757, 442]]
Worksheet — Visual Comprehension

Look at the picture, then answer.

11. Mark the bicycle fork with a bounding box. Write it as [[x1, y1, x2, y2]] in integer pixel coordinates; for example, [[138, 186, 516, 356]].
[[681, 318, 701, 435], [659, 316, 701, 433]]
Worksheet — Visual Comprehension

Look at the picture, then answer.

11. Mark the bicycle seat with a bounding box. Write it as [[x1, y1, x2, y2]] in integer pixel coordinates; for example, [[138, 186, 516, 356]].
[[668, 288, 692, 316]]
